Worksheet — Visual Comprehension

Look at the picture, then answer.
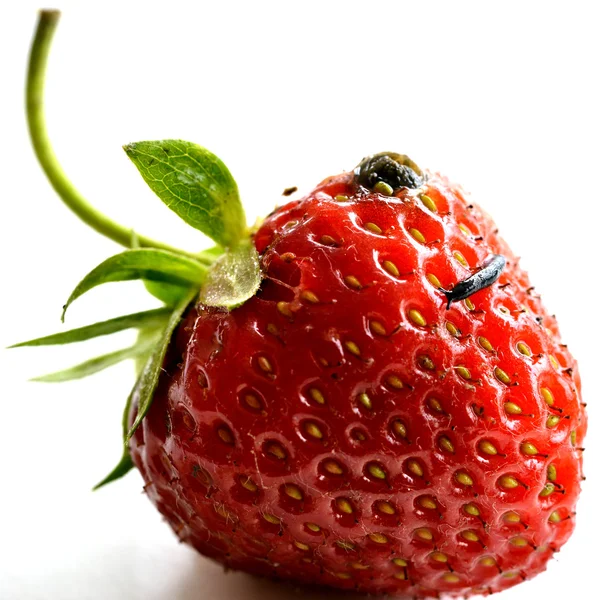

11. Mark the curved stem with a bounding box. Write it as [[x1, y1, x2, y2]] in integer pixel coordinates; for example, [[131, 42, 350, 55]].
[[26, 10, 197, 258]]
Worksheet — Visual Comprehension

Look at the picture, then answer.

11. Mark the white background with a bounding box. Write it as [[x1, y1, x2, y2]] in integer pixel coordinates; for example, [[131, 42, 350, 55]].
[[1, 1, 599, 599]]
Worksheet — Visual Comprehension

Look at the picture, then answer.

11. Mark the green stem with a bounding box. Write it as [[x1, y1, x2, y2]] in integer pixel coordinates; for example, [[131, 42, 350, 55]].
[[26, 10, 197, 258]]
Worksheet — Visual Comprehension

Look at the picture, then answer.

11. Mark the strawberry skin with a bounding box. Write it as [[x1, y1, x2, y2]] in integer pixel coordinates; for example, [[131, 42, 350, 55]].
[[129, 170, 586, 597]]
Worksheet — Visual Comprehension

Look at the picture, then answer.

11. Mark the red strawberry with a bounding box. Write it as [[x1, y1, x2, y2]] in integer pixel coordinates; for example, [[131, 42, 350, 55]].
[[128, 159, 585, 597], [20, 11, 585, 600]]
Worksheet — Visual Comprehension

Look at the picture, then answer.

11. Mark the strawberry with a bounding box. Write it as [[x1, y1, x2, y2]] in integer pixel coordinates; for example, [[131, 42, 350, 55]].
[[19, 11, 585, 600]]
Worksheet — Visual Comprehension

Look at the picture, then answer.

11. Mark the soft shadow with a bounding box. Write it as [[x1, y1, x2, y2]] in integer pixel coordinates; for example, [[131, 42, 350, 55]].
[[171, 554, 382, 600]]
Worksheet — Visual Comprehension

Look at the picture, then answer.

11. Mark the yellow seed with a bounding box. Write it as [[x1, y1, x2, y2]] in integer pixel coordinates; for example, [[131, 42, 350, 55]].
[[463, 503, 480, 517], [546, 415, 560, 428], [336, 540, 355, 551], [408, 308, 427, 327], [540, 483, 555, 497], [217, 427, 234, 445], [301, 290, 319, 304], [456, 365, 471, 380], [462, 530, 479, 542], [428, 273, 442, 288], [215, 505, 233, 519], [503, 511, 521, 524], [480, 556, 497, 567], [517, 342, 532, 357], [409, 228, 426, 244], [266, 442, 287, 460], [266, 323, 278, 336], [344, 275, 362, 290], [439, 436, 455, 454], [428, 397, 444, 413], [304, 422, 324, 439], [571, 431, 577, 446], [510, 536, 528, 547], [351, 562, 369, 570], [541, 387, 554, 406], [419, 496, 438, 510], [277, 301, 293, 318], [407, 459, 424, 477], [308, 388, 325, 405], [495, 367, 511, 384], [392, 558, 408, 567], [394, 571, 407, 580], [420, 194, 437, 212], [503, 572, 518, 579], [499, 475, 519, 489], [324, 460, 344, 475], [336, 498, 354, 514], [391, 419, 407, 439], [459, 223, 471, 236], [430, 551, 448, 563], [376, 501, 396, 515], [320, 234, 337, 246], [549, 355, 560, 369], [345, 340, 361, 356], [358, 392, 372, 410], [245, 392, 262, 410], [520, 441, 538, 456], [478, 336, 494, 352], [369, 532, 388, 544], [280, 252, 296, 262], [333, 572, 352, 580], [504, 402, 523, 415], [455, 471, 474, 486], [368, 463, 387, 480], [547, 464, 557, 482], [382, 260, 400, 277], [374, 181, 394, 196], [263, 513, 281, 525], [415, 528, 433, 541], [305, 522, 321, 532], [365, 222, 383, 235], [294, 541, 310, 551], [443, 573, 460, 583], [549, 511, 561, 524], [284, 484, 303, 500], [258, 356, 273, 373], [453, 251, 469, 268], [478, 439, 498, 455], [370, 320, 387, 335], [464, 298, 475, 311], [240, 477, 258, 492], [335, 194, 349, 202], [419, 355, 435, 370], [387, 374, 404, 389]]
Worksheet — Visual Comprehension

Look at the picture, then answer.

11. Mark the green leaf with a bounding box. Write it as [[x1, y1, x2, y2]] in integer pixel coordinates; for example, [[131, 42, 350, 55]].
[[93, 449, 134, 490], [199, 240, 262, 309], [124, 140, 246, 248], [10, 308, 171, 348], [62, 248, 206, 321], [31, 338, 158, 382], [126, 287, 197, 440], [93, 319, 179, 490], [143, 280, 189, 306], [143, 246, 224, 305]]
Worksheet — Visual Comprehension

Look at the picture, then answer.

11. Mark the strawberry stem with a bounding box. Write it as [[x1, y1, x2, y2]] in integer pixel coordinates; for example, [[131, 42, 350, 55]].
[[26, 10, 198, 259]]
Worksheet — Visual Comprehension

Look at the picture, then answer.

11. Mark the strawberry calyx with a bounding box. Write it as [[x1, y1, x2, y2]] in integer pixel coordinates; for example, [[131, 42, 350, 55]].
[[15, 10, 263, 488]]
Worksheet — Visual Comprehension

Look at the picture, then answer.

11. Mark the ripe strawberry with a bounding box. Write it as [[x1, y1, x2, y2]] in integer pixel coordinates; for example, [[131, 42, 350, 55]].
[[128, 157, 586, 597], [20, 11, 585, 600]]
